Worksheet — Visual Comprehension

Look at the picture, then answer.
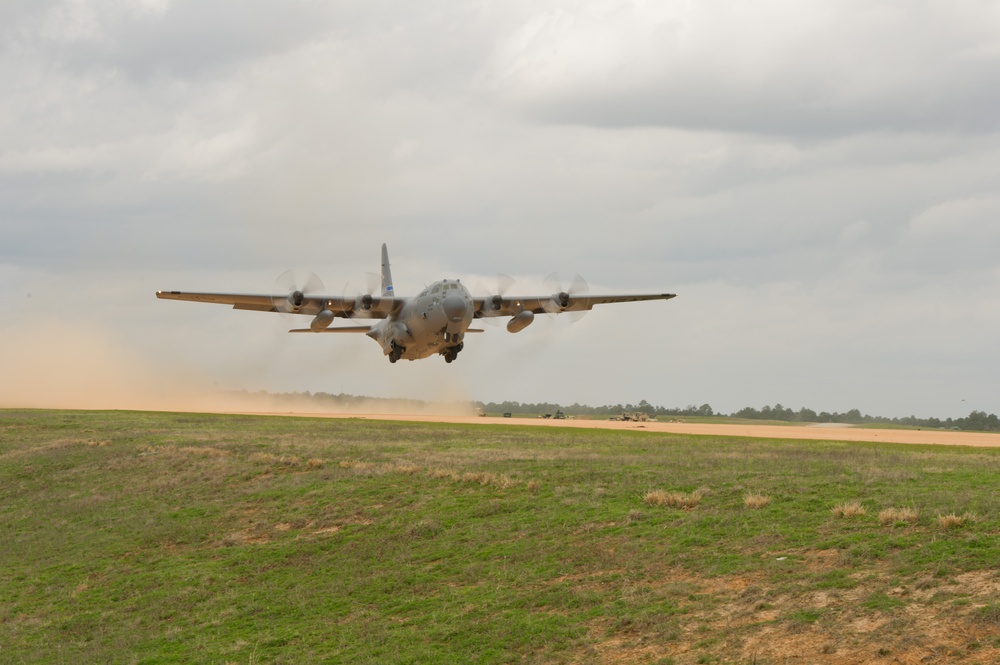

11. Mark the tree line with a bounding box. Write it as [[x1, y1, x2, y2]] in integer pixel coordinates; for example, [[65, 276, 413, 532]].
[[477, 399, 1000, 432], [728, 403, 1000, 431], [477, 399, 715, 418]]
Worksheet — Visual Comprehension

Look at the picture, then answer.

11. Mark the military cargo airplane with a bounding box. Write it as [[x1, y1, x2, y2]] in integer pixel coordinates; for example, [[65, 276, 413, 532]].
[[156, 244, 676, 363]]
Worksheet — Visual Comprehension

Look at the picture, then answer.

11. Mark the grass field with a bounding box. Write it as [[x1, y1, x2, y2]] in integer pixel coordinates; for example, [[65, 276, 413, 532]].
[[2, 409, 999, 664]]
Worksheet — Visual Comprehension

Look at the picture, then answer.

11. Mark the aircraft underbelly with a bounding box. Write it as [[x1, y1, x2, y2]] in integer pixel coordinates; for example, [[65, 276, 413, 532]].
[[362, 286, 474, 361], [400, 312, 453, 360]]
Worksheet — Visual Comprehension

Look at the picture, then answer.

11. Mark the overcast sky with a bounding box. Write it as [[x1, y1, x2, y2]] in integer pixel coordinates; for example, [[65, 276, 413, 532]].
[[2, 0, 998, 418]]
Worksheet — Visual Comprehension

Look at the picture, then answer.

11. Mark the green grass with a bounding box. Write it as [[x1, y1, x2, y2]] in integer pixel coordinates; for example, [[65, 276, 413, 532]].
[[2, 409, 1000, 663]]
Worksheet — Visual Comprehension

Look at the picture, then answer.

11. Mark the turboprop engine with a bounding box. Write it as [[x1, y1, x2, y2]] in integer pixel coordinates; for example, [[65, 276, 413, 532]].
[[285, 290, 306, 312], [355, 294, 374, 311], [506, 310, 534, 333], [272, 270, 324, 315]]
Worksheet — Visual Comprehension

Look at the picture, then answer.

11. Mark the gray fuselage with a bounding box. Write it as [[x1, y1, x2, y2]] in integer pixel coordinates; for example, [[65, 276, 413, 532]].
[[366, 279, 473, 361]]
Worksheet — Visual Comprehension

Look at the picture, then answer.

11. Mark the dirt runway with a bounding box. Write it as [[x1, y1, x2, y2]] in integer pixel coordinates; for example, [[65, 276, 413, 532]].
[[251, 412, 1000, 447]]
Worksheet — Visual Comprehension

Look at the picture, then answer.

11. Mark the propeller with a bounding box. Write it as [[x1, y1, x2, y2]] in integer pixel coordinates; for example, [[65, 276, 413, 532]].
[[542, 272, 590, 321], [271, 270, 324, 315], [474, 273, 515, 322], [341, 271, 382, 317]]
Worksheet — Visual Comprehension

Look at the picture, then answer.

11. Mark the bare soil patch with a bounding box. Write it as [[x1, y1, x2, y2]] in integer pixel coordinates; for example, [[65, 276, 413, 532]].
[[240, 411, 1000, 447]]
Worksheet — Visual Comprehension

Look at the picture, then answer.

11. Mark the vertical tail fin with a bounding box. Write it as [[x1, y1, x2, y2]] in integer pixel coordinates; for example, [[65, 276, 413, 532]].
[[380, 243, 394, 296]]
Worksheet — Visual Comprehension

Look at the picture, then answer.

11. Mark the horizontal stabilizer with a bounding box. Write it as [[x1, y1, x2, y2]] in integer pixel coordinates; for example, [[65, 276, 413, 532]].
[[289, 327, 372, 333]]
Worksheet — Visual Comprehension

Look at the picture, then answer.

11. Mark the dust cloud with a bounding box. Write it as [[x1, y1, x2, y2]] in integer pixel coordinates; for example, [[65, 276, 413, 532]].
[[0, 322, 229, 411], [0, 322, 479, 416]]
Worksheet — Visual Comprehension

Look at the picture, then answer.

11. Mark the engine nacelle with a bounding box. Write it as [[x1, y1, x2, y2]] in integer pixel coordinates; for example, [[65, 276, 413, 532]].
[[506, 310, 534, 333], [286, 290, 305, 312], [310, 309, 335, 331]]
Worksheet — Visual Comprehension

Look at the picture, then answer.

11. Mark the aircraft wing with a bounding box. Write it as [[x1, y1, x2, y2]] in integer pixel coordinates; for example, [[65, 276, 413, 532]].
[[474, 292, 676, 318], [155, 291, 402, 319]]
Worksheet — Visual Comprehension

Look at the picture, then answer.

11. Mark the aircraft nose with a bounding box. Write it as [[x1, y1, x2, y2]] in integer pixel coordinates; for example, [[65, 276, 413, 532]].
[[443, 294, 468, 323]]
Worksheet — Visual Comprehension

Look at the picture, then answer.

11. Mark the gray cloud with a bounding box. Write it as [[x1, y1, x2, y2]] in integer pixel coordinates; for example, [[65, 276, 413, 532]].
[[479, 1, 1000, 137], [5, 0, 337, 80]]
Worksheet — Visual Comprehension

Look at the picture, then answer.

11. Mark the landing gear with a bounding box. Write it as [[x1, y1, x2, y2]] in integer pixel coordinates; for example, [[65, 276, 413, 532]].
[[389, 341, 404, 363], [443, 342, 464, 363]]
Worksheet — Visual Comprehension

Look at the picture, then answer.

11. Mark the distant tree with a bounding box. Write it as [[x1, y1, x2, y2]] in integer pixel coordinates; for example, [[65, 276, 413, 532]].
[[960, 410, 1000, 432], [843, 409, 863, 424], [796, 407, 818, 422], [773, 404, 795, 420]]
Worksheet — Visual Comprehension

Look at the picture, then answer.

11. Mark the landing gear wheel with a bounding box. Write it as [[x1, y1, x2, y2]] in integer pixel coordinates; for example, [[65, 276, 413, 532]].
[[443, 342, 464, 363], [389, 341, 404, 363]]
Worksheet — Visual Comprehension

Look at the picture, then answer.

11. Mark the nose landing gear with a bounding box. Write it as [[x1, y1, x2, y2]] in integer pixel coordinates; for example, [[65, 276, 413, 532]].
[[389, 340, 404, 363], [443, 342, 464, 363]]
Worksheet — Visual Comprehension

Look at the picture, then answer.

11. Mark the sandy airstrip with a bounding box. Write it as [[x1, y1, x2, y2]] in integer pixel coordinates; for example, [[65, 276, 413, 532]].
[[248, 411, 1000, 448]]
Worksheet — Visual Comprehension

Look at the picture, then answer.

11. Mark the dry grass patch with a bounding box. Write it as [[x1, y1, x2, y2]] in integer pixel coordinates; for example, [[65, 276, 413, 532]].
[[462, 471, 496, 485], [220, 529, 272, 547], [644, 489, 703, 509], [179, 446, 229, 458], [251, 452, 300, 466], [832, 501, 867, 518], [137, 444, 231, 459], [426, 467, 459, 480], [743, 492, 771, 509], [460, 471, 516, 488], [878, 507, 919, 525], [494, 474, 516, 489], [306, 458, 325, 469], [937, 512, 975, 528], [338, 460, 385, 474], [139, 444, 177, 455], [335, 460, 524, 490]]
